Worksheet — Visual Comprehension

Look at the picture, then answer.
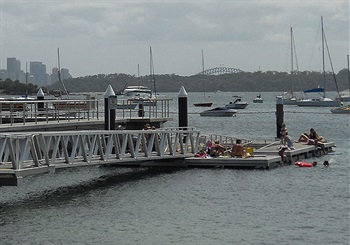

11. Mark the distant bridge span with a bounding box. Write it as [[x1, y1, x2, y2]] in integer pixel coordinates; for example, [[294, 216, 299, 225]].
[[197, 67, 242, 75]]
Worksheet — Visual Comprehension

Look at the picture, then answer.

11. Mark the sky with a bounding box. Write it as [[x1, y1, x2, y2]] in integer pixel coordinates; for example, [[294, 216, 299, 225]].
[[0, 0, 349, 78]]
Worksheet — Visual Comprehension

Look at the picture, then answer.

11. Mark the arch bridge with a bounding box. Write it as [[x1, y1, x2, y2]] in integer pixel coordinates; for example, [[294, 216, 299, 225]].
[[197, 67, 242, 75]]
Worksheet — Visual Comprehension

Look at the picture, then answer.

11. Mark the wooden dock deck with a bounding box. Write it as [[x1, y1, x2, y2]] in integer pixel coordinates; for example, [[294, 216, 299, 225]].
[[255, 141, 335, 163], [184, 141, 335, 169], [185, 155, 281, 169]]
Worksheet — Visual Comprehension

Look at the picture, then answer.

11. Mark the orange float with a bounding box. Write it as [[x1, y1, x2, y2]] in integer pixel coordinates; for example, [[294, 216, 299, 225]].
[[295, 161, 317, 167]]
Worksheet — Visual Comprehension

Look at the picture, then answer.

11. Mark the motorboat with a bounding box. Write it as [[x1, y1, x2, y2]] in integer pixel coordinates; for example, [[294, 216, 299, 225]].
[[225, 98, 248, 109], [200, 107, 237, 117], [330, 105, 350, 114], [253, 93, 263, 103], [123, 85, 152, 97]]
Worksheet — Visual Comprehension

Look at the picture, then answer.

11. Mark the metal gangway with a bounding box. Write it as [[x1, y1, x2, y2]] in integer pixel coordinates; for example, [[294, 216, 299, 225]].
[[0, 127, 200, 186]]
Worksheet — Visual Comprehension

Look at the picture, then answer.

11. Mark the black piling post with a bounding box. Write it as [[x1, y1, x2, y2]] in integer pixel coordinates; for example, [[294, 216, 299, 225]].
[[37, 88, 44, 111], [276, 96, 284, 138], [178, 86, 188, 128], [104, 85, 115, 130]]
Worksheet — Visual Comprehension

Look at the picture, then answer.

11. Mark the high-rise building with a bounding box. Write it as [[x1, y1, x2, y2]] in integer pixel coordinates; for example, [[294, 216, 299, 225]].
[[61, 68, 72, 81], [51, 67, 72, 85], [30, 61, 47, 87], [7, 57, 21, 81]]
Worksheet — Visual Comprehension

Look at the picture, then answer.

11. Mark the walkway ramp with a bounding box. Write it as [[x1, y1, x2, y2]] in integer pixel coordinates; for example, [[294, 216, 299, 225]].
[[0, 128, 200, 186]]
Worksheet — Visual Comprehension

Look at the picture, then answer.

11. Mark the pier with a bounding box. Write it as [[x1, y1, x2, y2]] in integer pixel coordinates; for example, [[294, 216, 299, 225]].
[[0, 90, 336, 186], [0, 97, 173, 131]]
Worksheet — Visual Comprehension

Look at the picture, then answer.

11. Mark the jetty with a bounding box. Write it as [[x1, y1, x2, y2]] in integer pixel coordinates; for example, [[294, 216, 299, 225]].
[[0, 87, 336, 186]]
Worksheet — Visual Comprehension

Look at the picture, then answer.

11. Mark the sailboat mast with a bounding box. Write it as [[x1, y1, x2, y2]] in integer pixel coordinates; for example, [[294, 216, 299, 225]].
[[290, 27, 294, 97], [321, 16, 326, 98], [57, 48, 69, 99], [25, 62, 28, 98], [137, 64, 140, 86], [202, 49, 206, 99], [150, 47, 157, 97], [347, 55, 350, 93]]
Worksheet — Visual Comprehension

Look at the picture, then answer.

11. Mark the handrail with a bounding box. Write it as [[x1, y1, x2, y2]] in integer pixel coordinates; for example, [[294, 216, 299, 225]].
[[0, 128, 200, 170], [0, 97, 172, 125]]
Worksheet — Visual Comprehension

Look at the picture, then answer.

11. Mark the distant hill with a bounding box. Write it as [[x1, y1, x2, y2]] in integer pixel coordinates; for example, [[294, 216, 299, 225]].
[[44, 68, 350, 94]]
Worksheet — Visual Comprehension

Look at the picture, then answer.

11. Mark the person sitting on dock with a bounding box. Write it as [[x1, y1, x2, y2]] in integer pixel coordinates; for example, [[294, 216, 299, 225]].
[[229, 139, 244, 158], [282, 132, 295, 150], [297, 132, 309, 143], [309, 128, 326, 143], [280, 123, 288, 144], [209, 140, 225, 157], [296, 128, 326, 145]]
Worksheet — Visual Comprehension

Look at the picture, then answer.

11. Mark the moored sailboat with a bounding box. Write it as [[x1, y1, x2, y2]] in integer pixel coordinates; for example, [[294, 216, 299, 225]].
[[331, 55, 350, 114], [335, 55, 350, 101], [282, 27, 301, 105], [296, 17, 340, 107], [194, 49, 212, 107]]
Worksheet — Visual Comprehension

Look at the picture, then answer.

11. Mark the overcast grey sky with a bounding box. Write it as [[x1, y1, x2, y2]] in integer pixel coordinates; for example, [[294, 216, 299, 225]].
[[0, 0, 349, 77]]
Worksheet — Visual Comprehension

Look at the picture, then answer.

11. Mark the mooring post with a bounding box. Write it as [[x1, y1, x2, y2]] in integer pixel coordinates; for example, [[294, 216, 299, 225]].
[[276, 96, 284, 138], [178, 86, 188, 128], [104, 85, 115, 130], [37, 88, 45, 111]]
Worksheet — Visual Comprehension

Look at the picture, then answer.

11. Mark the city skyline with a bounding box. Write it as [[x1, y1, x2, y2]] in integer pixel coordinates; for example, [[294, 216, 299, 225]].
[[0, 1, 349, 78], [0, 56, 71, 86]]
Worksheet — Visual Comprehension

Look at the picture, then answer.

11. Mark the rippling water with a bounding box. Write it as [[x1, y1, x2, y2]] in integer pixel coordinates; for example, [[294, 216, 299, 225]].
[[1, 92, 349, 244]]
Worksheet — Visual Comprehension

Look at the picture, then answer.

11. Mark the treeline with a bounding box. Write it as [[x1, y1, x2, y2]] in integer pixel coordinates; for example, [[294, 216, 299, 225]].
[[48, 69, 349, 93], [1, 69, 349, 95], [0, 79, 39, 95]]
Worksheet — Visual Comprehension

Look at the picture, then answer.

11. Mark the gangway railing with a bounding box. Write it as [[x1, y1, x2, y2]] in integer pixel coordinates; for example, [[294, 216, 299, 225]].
[[0, 127, 200, 176], [0, 97, 172, 125], [197, 133, 252, 150]]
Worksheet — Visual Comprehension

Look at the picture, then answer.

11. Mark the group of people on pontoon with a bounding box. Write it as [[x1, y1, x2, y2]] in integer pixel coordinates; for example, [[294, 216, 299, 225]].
[[279, 123, 326, 150], [296, 128, 326, 145], [195, 139, 247, 158]]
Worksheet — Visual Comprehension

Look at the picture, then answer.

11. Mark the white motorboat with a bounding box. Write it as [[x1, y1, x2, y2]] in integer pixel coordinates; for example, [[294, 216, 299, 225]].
[[123, 85, 152, 97], [225, 98, 248, 109], [200, 107, 237, 117], [253, 93, 263, 103]]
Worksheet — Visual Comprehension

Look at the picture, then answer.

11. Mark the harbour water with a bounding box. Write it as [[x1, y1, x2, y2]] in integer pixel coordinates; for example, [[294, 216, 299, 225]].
[[0, 92, 349, 244]]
